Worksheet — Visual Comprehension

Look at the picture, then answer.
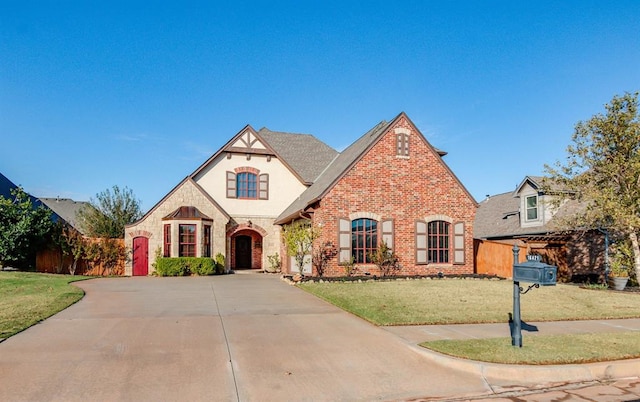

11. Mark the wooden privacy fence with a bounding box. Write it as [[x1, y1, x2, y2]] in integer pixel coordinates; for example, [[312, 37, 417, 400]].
[[36, 238, 126, 276], [474, 239, 526, 278]]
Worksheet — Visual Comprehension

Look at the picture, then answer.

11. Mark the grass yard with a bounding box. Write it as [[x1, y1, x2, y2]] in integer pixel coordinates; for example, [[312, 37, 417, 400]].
[[0, 271, 89, 339], [422, 332, 640, 365], [299, 278, 640, 364], [299, 279, 640, 325]]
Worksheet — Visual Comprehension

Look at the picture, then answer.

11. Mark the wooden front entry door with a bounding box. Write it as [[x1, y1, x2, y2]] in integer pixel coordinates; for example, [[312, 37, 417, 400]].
[[132, 237, 149, 276], [235, 235, 252, 269]]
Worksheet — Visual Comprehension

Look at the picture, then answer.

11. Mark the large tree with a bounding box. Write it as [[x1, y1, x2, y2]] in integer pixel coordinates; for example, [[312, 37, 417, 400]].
[[77, 185, 143, 239], [545, 92, 640, 280], [0, 188, 54, 268]]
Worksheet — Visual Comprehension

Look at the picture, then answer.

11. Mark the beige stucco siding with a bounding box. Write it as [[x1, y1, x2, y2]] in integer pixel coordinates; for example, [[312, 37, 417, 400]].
[[193, 153, 308, 217], [124, 180, 229, 275]]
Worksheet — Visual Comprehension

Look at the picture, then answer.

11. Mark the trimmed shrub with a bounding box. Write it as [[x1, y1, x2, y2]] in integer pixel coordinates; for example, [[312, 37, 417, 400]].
[[155, 257, 217, 276], [191, 258, 216, 276], [214, 253, 225, 274]]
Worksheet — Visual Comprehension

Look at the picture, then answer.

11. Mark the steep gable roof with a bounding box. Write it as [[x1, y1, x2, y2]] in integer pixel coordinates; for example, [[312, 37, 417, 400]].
[[191, 125, 337, 185], [475, 181, 586, 239], [275, 119, 392, 224], [127, 177, 231, 227], [0, 172, 16, 200], [39, 197, 91, 234], [275, 112, 475, 225], [258, 128, 338, 184]]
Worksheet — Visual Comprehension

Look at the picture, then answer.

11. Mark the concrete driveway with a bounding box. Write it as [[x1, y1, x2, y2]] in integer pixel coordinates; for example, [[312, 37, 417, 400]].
[[0, 272, 490, 401]]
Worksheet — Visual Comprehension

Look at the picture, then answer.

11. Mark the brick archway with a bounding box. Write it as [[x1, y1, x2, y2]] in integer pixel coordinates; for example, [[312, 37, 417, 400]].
[[229, 228, 263, 270]]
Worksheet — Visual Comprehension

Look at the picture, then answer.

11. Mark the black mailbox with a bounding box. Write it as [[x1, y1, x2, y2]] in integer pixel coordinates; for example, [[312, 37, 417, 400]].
[[513, 255, 557, 286]]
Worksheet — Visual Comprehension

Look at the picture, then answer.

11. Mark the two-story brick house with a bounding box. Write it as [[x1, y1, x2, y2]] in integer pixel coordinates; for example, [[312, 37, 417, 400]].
[[125, 113, 478, 277]]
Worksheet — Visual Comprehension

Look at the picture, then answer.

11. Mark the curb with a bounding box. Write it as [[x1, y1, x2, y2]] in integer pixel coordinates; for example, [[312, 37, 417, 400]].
[[411, 344, 640, 390]]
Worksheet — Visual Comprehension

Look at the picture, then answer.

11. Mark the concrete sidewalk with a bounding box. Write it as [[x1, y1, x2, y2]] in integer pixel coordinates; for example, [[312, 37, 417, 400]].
[[383, 318, 640, 344]]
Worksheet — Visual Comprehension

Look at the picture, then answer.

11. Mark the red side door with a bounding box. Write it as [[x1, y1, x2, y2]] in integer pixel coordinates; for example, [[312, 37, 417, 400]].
[[132, 237, 149, 276]]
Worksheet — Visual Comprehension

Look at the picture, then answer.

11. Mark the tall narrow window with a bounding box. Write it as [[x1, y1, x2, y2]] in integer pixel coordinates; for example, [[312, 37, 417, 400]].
[[163, 224, 171, 257], [525, 195, 538, 221], [203, 225, 211, 258], [397, 133, 409, 156], [351, 218, 378, 263], [179, 224, 196, 257], [237, 172, 257, 199], [428, 221, 450, 263]]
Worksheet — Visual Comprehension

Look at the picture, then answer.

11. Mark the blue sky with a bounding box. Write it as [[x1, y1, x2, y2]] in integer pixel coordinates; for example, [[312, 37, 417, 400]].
[[1, 1, 639, 212]]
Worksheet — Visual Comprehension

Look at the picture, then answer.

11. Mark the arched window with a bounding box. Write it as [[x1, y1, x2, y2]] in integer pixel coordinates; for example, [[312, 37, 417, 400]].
[[428, 221, 450, 263], [351, 218, 378, 263], [237, 172, 257, 199]]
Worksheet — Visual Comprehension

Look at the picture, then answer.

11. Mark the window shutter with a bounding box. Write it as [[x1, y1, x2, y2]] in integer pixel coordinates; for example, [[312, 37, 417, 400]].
[[259, 174, 269, 200], [381, 219, 394, 250], [416, 221, 427, 264], [454, 222, 465, 264], [226, 171, 236, 198], [338, 218, 351, 263]]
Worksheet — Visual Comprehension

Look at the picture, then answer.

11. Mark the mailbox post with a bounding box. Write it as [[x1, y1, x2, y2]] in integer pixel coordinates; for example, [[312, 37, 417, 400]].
[[511, 244, 557, 347], [512, 245, 522, 347]]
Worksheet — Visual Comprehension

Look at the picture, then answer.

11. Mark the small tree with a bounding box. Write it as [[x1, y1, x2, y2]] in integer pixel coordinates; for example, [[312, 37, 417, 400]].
[[98, 238, 127, 276], [0, 188, 54, 268], [545, 92, 640, 281], [368, 242, 399, 277], [311, 241, 338, 277], [77, 185, 142, 238], [50, 222, 86, 275], [282, 220, 320, 277]]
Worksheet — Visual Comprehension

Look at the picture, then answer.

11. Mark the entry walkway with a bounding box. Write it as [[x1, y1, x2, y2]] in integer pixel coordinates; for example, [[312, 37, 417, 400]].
[[383, 318, 640, 344]]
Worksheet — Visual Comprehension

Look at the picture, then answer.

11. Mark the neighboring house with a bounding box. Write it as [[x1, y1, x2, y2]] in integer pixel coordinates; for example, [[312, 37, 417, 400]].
[[35, 197, 94, 274], [125, 112, 478, 277], [1, 172, 94, 271], [474, 175, 605, 282]]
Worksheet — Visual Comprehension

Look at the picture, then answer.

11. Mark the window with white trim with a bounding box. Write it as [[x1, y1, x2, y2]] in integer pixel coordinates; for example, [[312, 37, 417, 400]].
[[525, 195, 538, 221]]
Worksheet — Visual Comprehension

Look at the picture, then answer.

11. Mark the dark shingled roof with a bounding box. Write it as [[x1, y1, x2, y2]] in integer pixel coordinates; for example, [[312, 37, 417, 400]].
[[275, 120, 392, 224], [474, 176, 586, 239], [258, 128, 338, 184], [39, 197, 91, 235]]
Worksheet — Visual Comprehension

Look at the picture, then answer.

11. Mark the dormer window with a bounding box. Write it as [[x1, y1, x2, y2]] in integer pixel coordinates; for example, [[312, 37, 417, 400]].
[[525, 195, 538, 221]]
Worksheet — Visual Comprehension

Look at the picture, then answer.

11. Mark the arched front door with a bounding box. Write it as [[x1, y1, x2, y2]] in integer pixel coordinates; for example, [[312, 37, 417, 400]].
[[132, 236, 149, 276], [235, 235, 252, 269]]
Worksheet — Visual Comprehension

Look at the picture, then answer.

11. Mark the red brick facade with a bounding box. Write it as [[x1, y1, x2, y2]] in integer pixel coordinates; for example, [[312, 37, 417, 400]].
[[307, 115, 477, 277]]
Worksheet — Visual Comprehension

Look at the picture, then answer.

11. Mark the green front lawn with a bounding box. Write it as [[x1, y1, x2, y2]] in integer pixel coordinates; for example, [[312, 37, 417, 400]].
[[0, 272, 90, 339], [299, 278, 640, 364], [422, 332, 640, 365], [299, 279, 640, 325]]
